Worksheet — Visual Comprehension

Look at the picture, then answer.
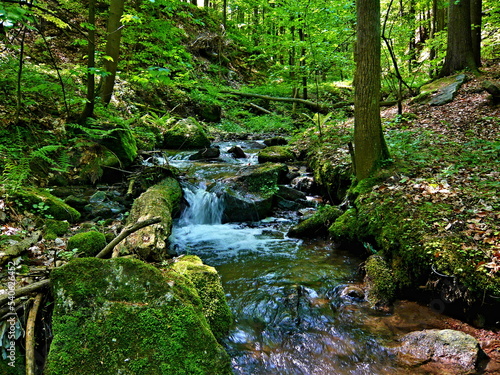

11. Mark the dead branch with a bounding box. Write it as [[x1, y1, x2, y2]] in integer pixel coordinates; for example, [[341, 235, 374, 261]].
[[249, 102, 273, 114], [0, 279, 50, 307], [96, 216, 162, 259], [26, 293, 43, 375]]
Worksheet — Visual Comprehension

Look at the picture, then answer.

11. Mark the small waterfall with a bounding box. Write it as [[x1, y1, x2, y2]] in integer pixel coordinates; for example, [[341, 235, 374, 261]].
[[179, 183, 224, 225]]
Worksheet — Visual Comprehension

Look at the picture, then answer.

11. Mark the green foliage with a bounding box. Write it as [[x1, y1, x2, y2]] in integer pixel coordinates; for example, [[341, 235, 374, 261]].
[[0, 126, 71, 191]]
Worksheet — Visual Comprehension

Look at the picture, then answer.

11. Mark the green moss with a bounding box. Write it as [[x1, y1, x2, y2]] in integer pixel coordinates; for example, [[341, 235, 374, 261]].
[[46, 258, 232, 375], [163, 117, 211, 149], [288, 205, 342, 238], [364, 255, 396, 307], [101, 128, 138, 166], [0, 349, 25, 375], [328, 208, 360, 242], [257, 146, 295, 163], [171, 255, 233, 341], [240, 163, 288, 194], [43, 219, 70, 240], [67, 231, 106, 257], [14, 188, 81, 222]]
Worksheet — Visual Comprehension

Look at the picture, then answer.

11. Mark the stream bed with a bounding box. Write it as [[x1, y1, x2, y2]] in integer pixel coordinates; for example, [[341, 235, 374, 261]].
[[165, 141, 449, 374]]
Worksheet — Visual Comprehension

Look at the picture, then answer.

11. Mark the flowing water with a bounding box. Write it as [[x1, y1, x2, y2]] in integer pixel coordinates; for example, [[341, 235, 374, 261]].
[[166, 142, 442, 374]]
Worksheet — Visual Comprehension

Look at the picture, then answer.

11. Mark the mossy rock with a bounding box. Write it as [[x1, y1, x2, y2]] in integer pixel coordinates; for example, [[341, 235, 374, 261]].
[[171, 255, 233, 341], [288, 205, 342, 238], [162, 117, 211, 149], [14, 188, 81, 222], [43, 219, 70, 240], [257, 145, 295, 163], [328, 208, 360, 242], [364, 255, 396, 308], [46, 257, 232, 375], [100, 128, 138, 166], [238, 163, 288, 194], [115, 177, 182, 261], [67, 231, 106, 257], [221, 163, 288, 222]]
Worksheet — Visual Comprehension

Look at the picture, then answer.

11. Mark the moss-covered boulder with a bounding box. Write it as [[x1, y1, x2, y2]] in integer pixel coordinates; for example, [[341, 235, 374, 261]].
[[162, 117, 211, 149], [43, 219, 70, 240], [221, 163, 288, 222], [14, 188, 81, 222], [100, 128, 138, 166], [67, 231, 107, 257], [288, 205, 342, 238], [364, 255, 396, 308], [258, 145, 295, 163], [171, 255, 233, 340], [46, 257, 232, 375], [115, 177, 182, 261], [411, 74, 466, 105]]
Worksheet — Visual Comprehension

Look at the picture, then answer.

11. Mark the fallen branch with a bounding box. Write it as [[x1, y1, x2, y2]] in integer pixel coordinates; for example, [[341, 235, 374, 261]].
[[26, 293, 43, 375], [0, 279, 50, 307], [220, 90, 330, 112], [249, 102, 273, 114], [96, 216, 162, 259]]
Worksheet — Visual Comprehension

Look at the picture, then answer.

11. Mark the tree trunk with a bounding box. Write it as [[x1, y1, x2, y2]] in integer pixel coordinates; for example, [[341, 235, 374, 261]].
[[79, 0, 96, 123], [222, 0, 227, 28], [470, 0, 482, 67], [101, 0, 125, 105], [354, 0, 389, 181], [439, 0, 477, 77]]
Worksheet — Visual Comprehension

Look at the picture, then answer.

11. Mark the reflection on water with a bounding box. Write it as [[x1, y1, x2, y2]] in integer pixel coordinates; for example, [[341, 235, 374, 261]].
[[167, 142, 443, 375]]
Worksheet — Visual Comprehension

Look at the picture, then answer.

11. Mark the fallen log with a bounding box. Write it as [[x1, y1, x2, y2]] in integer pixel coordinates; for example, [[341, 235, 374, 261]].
[[219, 90, 397, 112]]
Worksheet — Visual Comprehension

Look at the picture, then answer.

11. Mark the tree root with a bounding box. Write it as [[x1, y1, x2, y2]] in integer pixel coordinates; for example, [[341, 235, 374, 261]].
[[26, 293, 43, 375]]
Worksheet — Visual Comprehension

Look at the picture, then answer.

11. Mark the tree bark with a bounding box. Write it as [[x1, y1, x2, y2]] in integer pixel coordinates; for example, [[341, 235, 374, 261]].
[[470, 0, 482, 67], [439, 0, 477, 77], [79, 0, 96, 122], [354, 0, 389, 181], [101, 0, 125, 105]]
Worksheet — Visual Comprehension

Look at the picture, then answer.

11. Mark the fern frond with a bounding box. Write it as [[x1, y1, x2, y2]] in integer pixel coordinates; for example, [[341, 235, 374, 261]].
[[31, 145, 64, 165]]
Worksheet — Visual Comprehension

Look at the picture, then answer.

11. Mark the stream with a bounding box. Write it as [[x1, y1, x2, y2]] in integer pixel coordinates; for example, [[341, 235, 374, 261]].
[[164, 141, 443, 374]]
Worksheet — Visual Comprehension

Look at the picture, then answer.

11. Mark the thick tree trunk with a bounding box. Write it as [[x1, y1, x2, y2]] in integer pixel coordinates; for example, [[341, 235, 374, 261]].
[[354, 0, 389, 181], [101, 0, 125, 105], [79, 0, 96, 122], [470, 0, 482, 67], [439, 0, 477, 77]]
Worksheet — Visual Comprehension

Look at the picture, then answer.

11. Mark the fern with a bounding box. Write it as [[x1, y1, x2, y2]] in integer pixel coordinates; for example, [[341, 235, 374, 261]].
[[31, 145, 64, 165], [1, 157, 31, 191], [66, 122, 117, 139]]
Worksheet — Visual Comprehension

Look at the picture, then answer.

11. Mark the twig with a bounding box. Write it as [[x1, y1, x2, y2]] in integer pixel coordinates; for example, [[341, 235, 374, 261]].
[[26, 293, 43, 375], [96, 217, 162, 259]]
